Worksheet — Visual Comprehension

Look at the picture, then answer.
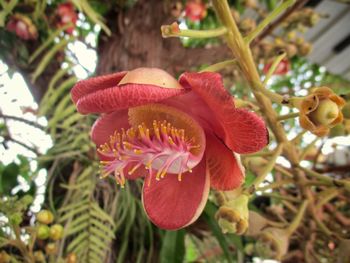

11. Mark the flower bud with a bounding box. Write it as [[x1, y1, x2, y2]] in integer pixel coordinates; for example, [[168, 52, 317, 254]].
[[6, 14, 38, 40], [37, 224, 50, 240], [239, 18, 256, 34], [255, 227, 289, 260], [298, 42, 312, 56], [21, 195, 33, 207], [0, 251, 11, 263], [9, 212, 22, 225], [184, 0, 207, 22], [34, 251, 46, 262], [298, 87, 345, 136], [50, 224, 64, 240], [66, 253, 77, 263], [309, 99, 339, 126], [215, 194, 249, 235], [243, 0, 257, 9], [37, 210, 54, 225], [45, 243, 57, 255], [342, 102, 350, 119]]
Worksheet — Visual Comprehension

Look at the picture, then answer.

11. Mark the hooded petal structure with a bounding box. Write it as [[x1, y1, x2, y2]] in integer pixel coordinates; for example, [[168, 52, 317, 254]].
[[179, 72, 268, 154], [72, 68, 187, 114], [71, 68, 269, 230]]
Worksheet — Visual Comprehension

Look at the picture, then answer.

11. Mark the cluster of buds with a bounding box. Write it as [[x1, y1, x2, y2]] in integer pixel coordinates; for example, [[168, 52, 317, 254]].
[[283, 8, 321, 31], [34, 210, 66, 261], [184, 0, 207, 22], [6, 14, 38, 40], [36, 210, 64, 241]]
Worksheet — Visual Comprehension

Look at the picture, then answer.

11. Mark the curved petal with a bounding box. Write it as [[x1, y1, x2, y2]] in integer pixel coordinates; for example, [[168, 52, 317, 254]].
[[71, 72, 127, 104], [206, 133, 244, 190], [142, 158, 210, 230], [91, 110, 130, 147], [179, 72, 268, 154], [76, 83, 186, 114]]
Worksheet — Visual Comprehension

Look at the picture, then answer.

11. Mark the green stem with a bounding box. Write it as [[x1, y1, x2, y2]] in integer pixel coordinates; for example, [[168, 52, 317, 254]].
[[250, 143, 284, 190], [161, 24, 228, 38], [256, 179, 293, 191], [245, 0, 296, 44], [286, 200, 308, 235], [262, 51, 286, 86], [277, 112, 299, 121], [200, 59, 237, 72], [315, 188, 339, 210], [299, 138, 318, 161], [298, 166, 350, 192]]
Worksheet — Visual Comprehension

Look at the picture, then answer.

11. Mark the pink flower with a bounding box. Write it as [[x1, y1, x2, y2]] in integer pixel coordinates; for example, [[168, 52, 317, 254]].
[[56, 2, 78, 34], [71, 68, 268, 230], [185, 0, 207, 22], [6, 14, 38, 40], [263, 59, 290, 76]]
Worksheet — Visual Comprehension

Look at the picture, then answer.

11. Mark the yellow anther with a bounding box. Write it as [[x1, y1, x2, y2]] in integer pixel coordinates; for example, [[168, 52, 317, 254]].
[[134, 149, 143, 154], [178, 173, 182, 181], [168, 136, 175, 146]]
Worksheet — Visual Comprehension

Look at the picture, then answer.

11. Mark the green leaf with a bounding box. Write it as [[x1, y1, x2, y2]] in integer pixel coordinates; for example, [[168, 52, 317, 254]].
[[203, 202, 235, 263], [159, 230, 185, 263]]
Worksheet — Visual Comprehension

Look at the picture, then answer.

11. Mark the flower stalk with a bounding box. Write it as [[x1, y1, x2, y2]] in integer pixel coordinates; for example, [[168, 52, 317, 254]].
[[161, 23, 228, 38]]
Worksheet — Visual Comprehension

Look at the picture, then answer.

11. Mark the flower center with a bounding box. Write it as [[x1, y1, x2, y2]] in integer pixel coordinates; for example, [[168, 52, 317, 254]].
[[98, 119, 202, 187]]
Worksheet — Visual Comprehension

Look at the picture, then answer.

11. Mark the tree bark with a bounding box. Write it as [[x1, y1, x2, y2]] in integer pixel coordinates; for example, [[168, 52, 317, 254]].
[[97, 0, 231, 76]]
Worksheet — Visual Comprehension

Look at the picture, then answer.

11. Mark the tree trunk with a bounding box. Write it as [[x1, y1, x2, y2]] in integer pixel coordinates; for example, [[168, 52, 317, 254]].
[[97, 0, 230, 76]]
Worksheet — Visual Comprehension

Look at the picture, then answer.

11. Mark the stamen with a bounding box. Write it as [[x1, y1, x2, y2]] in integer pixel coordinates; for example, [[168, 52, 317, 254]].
[[98, 119, 200, 187]]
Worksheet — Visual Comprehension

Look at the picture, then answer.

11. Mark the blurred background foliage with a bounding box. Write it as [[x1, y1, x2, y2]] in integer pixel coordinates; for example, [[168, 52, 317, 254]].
[[0, 0, 350, 262]]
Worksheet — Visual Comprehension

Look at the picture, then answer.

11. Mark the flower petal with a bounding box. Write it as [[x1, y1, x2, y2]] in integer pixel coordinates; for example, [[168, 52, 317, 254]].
[[72, 68, 187, 114], [206, 133, 244, 190], [71, 72, 127, 104], [91, 110, 130, 147], [142, 158, 210, 230], [179, 72, 268, 153]]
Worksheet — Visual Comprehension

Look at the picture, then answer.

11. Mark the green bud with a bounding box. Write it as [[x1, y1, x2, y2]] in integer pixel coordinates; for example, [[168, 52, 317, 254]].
[[21, 195, 34, 207], [255, 227, 289, 260], [37, 210, 54, 225], [0, 251, 11, 263], [9, 212, 23, 225], [342, 102, 350, 119], [45, 243, 57, 255], [50, 224, 64, 240], [215, 194, 249, 235], [309, 99, 339, 126], [37, 224, 50, 240], [34, 251, 46, 262]]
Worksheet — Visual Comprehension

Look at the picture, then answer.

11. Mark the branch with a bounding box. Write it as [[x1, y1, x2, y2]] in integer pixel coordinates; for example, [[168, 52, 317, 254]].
[[253, 0, 310, 45], [0, 113, 45, 130]]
